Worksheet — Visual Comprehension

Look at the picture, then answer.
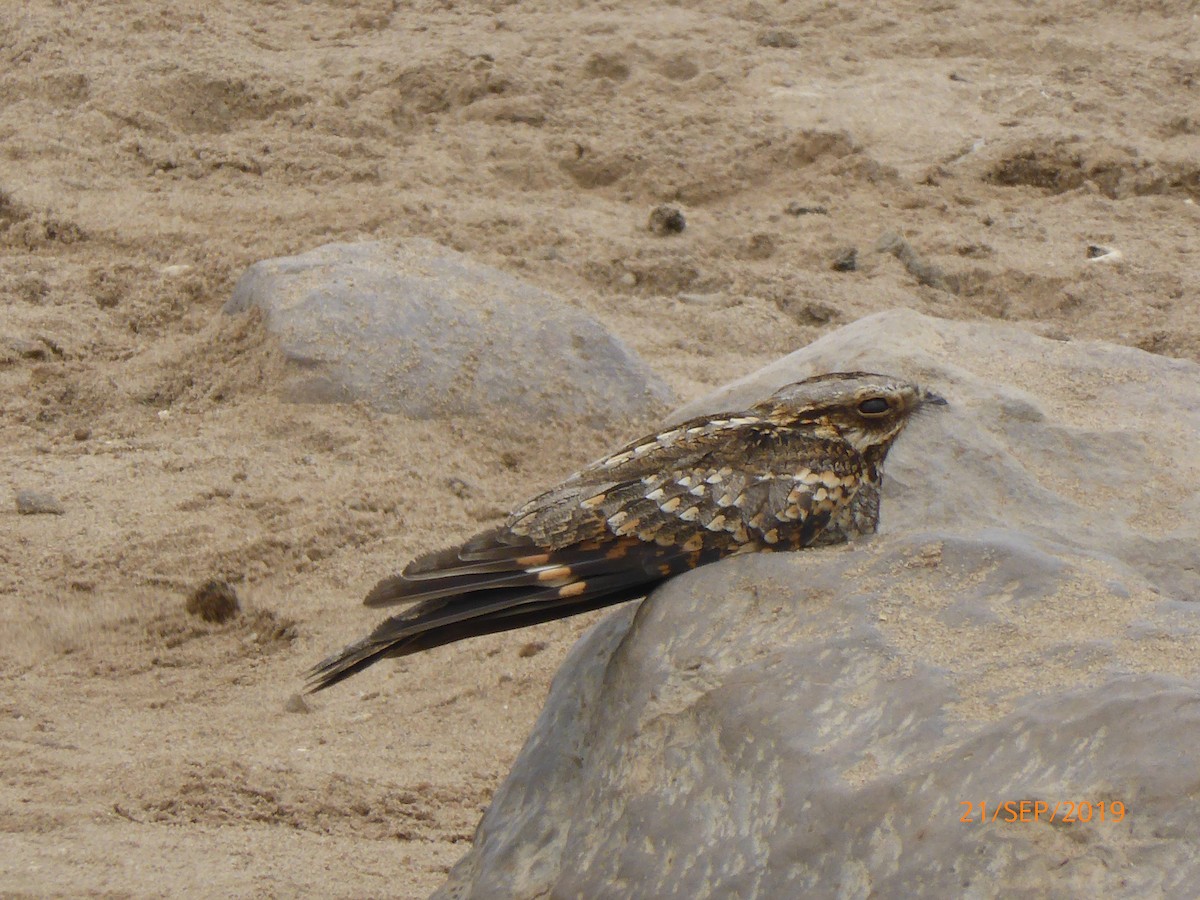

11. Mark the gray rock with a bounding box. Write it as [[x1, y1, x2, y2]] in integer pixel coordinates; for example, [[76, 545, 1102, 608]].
[[223, 240, 671, 423], [874, 231, 948, 290], [15, 489, 64, 515], [437, 309, 1200, 899], [671, 308, 1200, 603]]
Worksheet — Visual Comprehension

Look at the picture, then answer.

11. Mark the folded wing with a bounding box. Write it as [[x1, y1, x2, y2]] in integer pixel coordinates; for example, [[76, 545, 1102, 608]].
[[307, 419, 859, 691]]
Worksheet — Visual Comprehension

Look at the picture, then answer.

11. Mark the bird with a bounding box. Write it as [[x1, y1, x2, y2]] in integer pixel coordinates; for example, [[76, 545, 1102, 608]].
[[307, 371, 946, 691]]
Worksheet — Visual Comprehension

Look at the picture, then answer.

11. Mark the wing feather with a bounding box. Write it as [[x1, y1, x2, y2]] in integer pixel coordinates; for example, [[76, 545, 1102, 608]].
[[310, 418, 866, 691]]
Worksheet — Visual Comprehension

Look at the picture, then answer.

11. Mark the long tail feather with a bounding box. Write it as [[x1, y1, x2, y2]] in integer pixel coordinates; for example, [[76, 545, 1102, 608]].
[[307, 541, 706, 692], [364, 539, 639, 608]]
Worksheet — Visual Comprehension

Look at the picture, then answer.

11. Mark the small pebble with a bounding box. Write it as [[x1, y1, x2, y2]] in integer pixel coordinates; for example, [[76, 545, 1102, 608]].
[[874, 231, 947, 289], [648, 205, 686, 235], [185, 579, 240, 623], [284, 693, 311, 714], [831, 246, 858, 272], [784, 203, 829, 216], [519, 641, 548, 658], [73, 427, 91, 441], [15, 490, 64, 516], [757, 29, 800, 48], [1086, 245, 1124, 263]]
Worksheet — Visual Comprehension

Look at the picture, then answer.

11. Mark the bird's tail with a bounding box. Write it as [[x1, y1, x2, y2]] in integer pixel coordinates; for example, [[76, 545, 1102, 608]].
[[306, 530, 708, 692]]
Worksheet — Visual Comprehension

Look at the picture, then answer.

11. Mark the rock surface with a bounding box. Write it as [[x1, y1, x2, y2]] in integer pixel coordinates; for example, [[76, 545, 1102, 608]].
[[223, 240, 672, 423], [15, 489, 64, 515], [437, 310, 1200, 899]]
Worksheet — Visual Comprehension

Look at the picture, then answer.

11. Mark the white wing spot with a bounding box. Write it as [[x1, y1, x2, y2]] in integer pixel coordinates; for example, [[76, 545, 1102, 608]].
[[655, 428, 682, 444]]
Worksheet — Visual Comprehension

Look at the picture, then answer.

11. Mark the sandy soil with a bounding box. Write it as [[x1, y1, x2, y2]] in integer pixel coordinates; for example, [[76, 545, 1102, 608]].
[[2, 1, 1197, 896]]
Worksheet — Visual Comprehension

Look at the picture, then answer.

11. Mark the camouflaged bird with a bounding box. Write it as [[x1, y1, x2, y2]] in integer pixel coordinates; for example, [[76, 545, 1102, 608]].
[[308, 372, 946, 690]]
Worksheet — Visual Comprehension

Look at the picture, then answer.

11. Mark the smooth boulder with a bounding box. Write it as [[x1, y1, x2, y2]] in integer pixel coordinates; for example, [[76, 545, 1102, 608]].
[[223, 240, 672, 423]]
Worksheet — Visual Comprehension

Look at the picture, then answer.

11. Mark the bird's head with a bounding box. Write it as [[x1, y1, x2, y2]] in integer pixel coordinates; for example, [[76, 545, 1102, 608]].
[[758, 371, 947, 461]]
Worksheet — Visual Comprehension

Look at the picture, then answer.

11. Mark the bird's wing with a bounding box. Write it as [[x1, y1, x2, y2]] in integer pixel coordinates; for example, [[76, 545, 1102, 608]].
[[501, 409, 793, 546], [306, 420, 862, 691]]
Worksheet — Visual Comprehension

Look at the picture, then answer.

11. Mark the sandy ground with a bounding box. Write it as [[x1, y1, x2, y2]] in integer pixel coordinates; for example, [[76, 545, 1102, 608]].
[[2, 1, 1197, 896]]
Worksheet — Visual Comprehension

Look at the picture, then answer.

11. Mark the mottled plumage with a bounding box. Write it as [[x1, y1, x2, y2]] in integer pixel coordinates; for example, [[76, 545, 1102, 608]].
[[307, 372, 945, 691]]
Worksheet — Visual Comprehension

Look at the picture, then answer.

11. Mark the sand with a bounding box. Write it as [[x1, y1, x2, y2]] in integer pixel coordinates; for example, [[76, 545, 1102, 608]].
[[2, 1, 1197, 896]]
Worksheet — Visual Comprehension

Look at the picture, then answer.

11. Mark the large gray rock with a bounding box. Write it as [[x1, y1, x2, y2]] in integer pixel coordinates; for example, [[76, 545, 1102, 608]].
[[671, 309, 1200, 603], [223, 240, 671, 423], [437, 310, 1200, 899]]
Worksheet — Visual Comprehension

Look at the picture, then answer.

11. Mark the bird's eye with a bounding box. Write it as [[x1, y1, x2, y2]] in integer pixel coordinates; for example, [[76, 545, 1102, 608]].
[[858, 397, 890, 416]]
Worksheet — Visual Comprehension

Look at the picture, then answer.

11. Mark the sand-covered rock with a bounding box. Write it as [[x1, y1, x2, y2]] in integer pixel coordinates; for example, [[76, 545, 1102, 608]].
[[438, 310, 1200, 899], [223, 240, 672, 423]]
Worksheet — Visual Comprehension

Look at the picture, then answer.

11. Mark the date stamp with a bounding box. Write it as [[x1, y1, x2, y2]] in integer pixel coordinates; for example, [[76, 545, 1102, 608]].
[[960, 800, 1126, 824]]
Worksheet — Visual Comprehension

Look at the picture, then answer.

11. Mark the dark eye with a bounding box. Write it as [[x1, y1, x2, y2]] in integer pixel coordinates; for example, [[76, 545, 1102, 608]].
[[858, 397, 890, 416]]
